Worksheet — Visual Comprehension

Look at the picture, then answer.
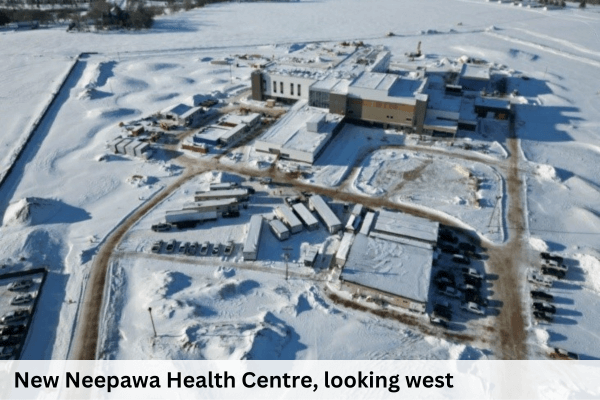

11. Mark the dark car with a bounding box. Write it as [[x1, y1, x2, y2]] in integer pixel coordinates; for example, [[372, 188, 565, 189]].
[[530, 290, 553, 302], [151, 223, 171, 232], [458, 242, 476, 253], [541, 252, 563, 264], [439, 232, 458, 244], [533, 302, 556, 314], [452, 254, 470, 265], [0, 335, 21, 346], [0, 325, 26, 336], [435, 270, 455, 281], [464, 290, 488, 307], [437, 243, 457, 254], [434, 276, 455, 288], [533, 311, 553, 323], [463, 275, 482, 288], [541, 267, 565, 279], [223, 211, 240, 219]]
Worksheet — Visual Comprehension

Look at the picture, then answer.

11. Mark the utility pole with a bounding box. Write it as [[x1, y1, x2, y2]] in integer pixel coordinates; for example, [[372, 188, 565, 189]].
[[148, 307, 157, 338], [283, 247, 293, 281]]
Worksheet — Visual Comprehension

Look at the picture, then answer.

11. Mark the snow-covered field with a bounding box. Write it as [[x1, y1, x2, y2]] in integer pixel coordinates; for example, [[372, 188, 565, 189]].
[[0, 0, 599, 360]]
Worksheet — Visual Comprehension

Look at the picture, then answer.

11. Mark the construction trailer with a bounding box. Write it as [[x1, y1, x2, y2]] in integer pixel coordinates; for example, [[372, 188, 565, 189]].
[[336, 232, 355, 267], [243, 215, 264, 261], [111, 138, 150, 158], [274, 206, 303, 234], [165, 210, 217, 225], [185, 198, 239, 214], [194, 188, 251, 202], [351, 204, 364, 217], [345, 214, 362, 233], [292, 203, 319, 231], [269, 219, 290, 241], [360, 212, 376, 235], [308, 195, 342, 234]]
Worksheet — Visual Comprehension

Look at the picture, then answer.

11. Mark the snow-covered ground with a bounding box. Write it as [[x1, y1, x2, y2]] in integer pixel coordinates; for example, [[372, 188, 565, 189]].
[[0, 0, 599, 360]]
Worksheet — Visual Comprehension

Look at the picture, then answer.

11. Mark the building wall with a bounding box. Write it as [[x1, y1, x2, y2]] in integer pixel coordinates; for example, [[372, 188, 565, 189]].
[[261, 73, 315, 101], [414, 96, 428, 134], [329, 93, 347, 115], [340, 280, 426, 313], [251, 71, 263, 101], [347, 97, 416, 127]]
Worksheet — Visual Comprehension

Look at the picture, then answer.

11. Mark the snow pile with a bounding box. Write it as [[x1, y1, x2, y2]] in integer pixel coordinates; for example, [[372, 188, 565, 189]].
[[529, 237, 549, 252], [535, 163, 559, 182], [533, 328, 549, 348], [575, 253, 600, 294], [3, 197, 60, 227]]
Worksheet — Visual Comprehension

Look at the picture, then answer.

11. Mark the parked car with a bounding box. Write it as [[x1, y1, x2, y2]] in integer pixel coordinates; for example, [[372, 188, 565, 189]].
[[0, 346, 15, 360], [541, 252, 563, 264], [439, 231, 458, 243], [429, 315, 449, 328], [151, 223, 171, 232], [432, 309, 452, 322], [0, 335, 20, 346], [533, 302, 556, 314], [553, 348, 578, 360], [186, 242, 198, 256], [0, 325, 26, 336], [151, 241, 163, 253], [212, 244, 221, 256], [224, 241, 234, 256], [437, 243, 457, 254], [533, 311, 553, 323], [541, 266, 565, 279], [222, 211, 240, 219], [8, 280, 33, 292], [438, 285, 461, 299], [528, 271, 552, 287], [530, 290, 553, 302], [461, 302, 485, 315], [178, 242, 189, 254], [463, 275, 482, 288], [458, 242, 476, 253], [0, 310, 30, 324], [199, 242, 210, 256], [461, 267, 483, 280], [464, 290, 488, 307], [165, 240, 176, 253], [541, 259, 568, 272], [452, 254, 470, 265], [11, 294, 33, 306]]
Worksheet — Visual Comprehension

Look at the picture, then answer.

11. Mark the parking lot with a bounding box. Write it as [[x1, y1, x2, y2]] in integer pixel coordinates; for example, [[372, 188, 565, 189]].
[[0, 269, 46, 360]]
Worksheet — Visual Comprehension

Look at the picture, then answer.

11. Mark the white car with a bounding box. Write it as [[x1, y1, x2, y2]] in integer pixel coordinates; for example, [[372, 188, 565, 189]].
[[8, 280, 33, 292], [11, 294, 34, 306], [528, 270, 553, 287], [461, 267, 483, 280], [224, 241, 234, 256], [461, 302, 485, 315]]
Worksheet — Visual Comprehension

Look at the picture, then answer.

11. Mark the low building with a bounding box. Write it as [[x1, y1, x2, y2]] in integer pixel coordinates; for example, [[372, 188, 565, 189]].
[[254, 101, 344, 164], [372, 210, 439, 245], [110, 138, 150, 158], [308, 195, 342, 234], [243, 215, 263, 261], [336, 232, 355, 267], [359, 212, 376, 235], [274, 206, 303, 234], [474, 97, 512, 120], [185, 198, 239, 214], [340, 233, 433, 313], [303, 247, 319, 267], [161, 103, 204, 126], [269, 219, 290, 241], [459, 63, 491, 92], [292, 203, 319, 231], [194, 188, 250, 202]]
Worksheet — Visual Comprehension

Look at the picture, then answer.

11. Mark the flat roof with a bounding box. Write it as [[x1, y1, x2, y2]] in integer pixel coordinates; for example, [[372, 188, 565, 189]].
[[350, 72, 397, 92], [459, 96, 478, 124], [374, 210, 439, 243], [257, 101, 342, 154], [341, 234, 433, 303], [196, 125, 230, 143], [475, 96, 511, 110], [310, 195, 342, 228], [163, 103, 191, 116], [244, 215, 263, 253], [292, 202, 319, 227], [220, 112, 261, 126], [460, 63, 491, 81]]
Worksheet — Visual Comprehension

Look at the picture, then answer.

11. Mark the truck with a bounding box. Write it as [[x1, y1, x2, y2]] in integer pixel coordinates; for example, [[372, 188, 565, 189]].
[[165, 210, 218, 226]]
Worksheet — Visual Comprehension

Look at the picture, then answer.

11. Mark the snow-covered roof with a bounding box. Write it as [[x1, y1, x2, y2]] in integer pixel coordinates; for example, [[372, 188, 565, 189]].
[[474, 96, 511, 111], [341, 233, 433, 303], [350, 72, 397, 92], [257, 101, 342, 154], [460, 63, 491, 81], [373, 210, 439, 244], [162, 103, 192, 117]]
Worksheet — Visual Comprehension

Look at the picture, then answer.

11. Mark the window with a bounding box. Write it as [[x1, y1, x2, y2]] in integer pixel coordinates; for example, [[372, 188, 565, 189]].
[[290, 83, 294, 96], [280, 82, 283, 94], [273, 81, 277, 93], [298, 84, 301, 96]]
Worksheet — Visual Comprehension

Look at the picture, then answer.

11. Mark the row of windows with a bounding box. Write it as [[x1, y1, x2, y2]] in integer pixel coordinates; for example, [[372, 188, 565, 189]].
[[270, 80, 301, 97]]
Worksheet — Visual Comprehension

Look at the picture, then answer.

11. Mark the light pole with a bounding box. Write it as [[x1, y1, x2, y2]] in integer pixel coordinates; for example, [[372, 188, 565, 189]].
[[148, 307, 157, 338], [282, 247, 293, 281]]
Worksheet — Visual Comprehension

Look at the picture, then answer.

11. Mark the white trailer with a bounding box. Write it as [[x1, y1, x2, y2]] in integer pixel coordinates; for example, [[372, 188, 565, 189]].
[[345, 214, 357, 233], [243, 215, 263, 261], [194, 188, 250, 202], [274, 206, 303, 234], [336, 232, 355, 267], [186, 198, 239, 214], [269, 219, 290, 241], [292, 203, 319, 231], [165, 210, 218, 224], [351, 203, 364, 217], [360, 212, 376, 236], [308, 195, 342, 234]]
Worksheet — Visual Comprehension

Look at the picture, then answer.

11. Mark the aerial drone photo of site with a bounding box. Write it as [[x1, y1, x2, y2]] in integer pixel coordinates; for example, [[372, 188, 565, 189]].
[[0, 0, 599, 366]]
